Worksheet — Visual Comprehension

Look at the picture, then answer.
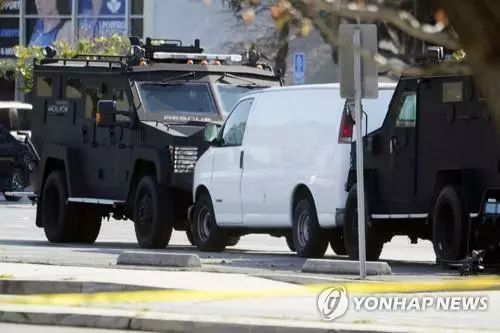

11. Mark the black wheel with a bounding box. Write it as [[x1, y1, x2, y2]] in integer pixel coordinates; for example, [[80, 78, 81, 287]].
[[40, 170, 76, 243], [226, 236, 240, 247], [285, 234, 295, 252], [72, 207, 102, 244], [186, 227, 195, 245], [330, 227, 347, 255], [432, 186, 467, 263], [3, 168, 25, 202], [191, 191, 228, 252], [343, 184, 384, 261], [133, 175, 174, 249], [292, 195, 329, 258]]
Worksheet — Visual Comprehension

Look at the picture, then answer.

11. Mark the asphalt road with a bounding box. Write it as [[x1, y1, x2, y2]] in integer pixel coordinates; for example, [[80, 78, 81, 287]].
[[0, 323, 157, 333], [0, 197, 461, 280]]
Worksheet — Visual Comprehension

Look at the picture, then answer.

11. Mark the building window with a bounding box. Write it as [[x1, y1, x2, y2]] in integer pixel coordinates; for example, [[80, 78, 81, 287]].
[[36, 77, 53, 97], [131, 18, 143, 37], [131, 0, 144, 15]]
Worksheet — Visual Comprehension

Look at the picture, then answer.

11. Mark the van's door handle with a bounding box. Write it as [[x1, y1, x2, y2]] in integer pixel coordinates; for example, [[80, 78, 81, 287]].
[[239, 150, 244, 169]]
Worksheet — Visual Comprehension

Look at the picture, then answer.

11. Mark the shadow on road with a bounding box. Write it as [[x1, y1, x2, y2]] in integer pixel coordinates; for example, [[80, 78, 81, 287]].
[[0, 238, 455, 276]]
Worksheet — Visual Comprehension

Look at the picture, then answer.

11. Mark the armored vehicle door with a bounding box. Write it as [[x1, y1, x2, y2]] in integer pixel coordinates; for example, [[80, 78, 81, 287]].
[[388, 79, 418, 213], [80, 78, 115, 198], [107, 81, 135, 200]]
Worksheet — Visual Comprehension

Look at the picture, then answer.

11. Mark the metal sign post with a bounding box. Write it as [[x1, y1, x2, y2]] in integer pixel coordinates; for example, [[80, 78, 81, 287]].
[[294, 52, 305, 85], [339, 24, 378, 280]]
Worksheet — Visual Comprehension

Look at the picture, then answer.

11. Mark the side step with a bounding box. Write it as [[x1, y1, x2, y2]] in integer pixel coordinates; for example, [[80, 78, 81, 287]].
[[67, 197, 126, 207], [3, 191, 36, 197]]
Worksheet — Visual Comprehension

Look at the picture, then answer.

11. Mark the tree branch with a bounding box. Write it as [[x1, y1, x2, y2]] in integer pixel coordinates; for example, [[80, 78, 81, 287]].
[[312, 0, 461, 50]]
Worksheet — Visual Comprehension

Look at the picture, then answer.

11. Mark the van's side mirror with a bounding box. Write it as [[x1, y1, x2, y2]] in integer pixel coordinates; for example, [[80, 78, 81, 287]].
[[366, 133, 381, 155], [96, 100, 116, 127], [204, 123, 221, 145]]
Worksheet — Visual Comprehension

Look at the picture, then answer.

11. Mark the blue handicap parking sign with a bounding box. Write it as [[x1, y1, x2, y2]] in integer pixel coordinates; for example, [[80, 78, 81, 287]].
[[294, 52, 305, 84]]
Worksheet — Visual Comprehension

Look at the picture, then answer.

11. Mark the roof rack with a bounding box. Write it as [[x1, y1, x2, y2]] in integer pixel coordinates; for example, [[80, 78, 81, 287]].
[[34, 37, 280, 76]]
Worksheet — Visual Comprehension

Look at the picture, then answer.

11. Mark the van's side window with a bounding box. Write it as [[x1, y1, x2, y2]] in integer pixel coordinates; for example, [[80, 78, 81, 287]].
[[395, 92, 417, 128], [36, 77, 53, 97], [221, 98, 254, 146]]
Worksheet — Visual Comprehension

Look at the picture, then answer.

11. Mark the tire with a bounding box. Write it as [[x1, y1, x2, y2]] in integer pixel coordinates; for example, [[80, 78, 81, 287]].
[[432, 186, 467, 263], [186, 227, 195, 245], [72, 207, 102, 244], [226, 236, 240, 247], [133, 175, 174, 249], [343, 184, 384, 261], [191, 191, 228, 252], [330, 227, 347, 255], [285, 234, 295, 252], [3, 168, 25, 202], [292, 195, 329, 258], [40, 170, 76, 243]]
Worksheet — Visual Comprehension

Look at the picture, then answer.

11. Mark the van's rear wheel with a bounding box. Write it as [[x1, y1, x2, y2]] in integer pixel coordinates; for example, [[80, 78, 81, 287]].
[[133, 175, 174, 249], [285, 234, 295, 252], [292, 195, 329, 258], [330, 228, 347, 255], [432, 186, 467, 263], [40, 170, 76, 243], [191, 191, 228, 252], [186, 227, 195, 245], [343, 184, 384, 261]]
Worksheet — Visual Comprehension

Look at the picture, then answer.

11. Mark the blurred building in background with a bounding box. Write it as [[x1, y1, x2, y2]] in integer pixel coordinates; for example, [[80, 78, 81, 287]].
[[1, 0, 446, 100], [0, 0, 144, 100]]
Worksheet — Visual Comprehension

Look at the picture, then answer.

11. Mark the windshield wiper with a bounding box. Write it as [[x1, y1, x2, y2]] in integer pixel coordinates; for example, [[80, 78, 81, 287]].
[[217, 73, 257, 85], [162, 72, 196, 83], [234, 84, 269, 89]]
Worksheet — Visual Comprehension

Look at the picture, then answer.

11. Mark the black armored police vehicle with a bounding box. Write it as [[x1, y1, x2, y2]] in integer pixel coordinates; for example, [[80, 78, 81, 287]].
[[29, 37, 283, 249], [342, 70, 500, 266]]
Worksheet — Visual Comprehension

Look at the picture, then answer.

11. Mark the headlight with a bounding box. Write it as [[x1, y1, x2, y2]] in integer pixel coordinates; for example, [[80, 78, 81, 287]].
[[170, 146, 198, 173]]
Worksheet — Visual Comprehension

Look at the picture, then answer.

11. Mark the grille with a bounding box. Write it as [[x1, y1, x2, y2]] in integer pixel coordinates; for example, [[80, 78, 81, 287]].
[[170, 146, 198, 173]]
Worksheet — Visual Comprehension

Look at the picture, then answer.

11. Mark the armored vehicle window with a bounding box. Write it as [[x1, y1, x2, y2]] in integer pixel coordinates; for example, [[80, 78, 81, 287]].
[[221, 98, 254, 146], [442, 81, 463, 102], [137, 82, 216, 114], [66, 78, 82, 99], [215, 83, 267, 116], [84, 87, 103, 119], [36, 77, 53, 97], [113, 89, 130, 112], [396, 92, 417, 128]]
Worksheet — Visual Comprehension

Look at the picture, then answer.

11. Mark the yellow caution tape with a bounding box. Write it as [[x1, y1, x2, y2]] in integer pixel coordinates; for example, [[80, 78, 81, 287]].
[[0, 276, 499, 306]]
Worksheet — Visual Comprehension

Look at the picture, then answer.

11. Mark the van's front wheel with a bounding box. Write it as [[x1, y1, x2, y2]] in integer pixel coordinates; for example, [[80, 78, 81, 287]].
[[191, 191, 228, 252], [292, 195, 329, 258]]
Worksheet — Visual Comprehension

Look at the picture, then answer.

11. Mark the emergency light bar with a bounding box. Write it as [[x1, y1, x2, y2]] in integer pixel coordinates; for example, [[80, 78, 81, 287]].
[[153, 52, 242, 63]]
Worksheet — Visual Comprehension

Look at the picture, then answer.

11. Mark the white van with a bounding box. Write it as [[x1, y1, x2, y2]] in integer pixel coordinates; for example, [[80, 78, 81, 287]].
[[189, 82, 396, 257]]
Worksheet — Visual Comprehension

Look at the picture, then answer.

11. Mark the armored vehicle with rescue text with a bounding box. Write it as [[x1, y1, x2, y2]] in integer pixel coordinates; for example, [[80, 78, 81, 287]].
[[29, 37, 283, 249]]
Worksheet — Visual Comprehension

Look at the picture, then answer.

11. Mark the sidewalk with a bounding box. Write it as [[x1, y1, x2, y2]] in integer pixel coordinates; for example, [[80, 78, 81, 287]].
[[0, 262, 499, 332]]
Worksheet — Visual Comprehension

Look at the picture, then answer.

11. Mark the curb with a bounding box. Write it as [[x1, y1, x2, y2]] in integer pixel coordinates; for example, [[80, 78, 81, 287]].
[[117, 251, 201, 268], [302, 259, 392, 275], [0, 304, 474, 333]]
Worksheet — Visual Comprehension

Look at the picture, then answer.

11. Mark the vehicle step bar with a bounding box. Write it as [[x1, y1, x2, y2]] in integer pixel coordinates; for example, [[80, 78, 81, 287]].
[[371, 213, 479, 219], [66, 197, 126, 206], [3, 191, 36, 197]]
